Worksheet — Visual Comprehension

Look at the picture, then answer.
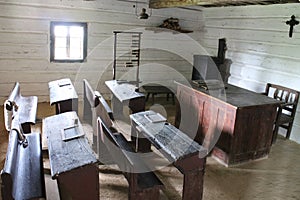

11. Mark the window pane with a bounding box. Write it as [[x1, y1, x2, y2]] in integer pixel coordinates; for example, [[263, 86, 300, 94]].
[[70, 48, 82, 59], [55, 48, 67, 59], [70, 37, 83, 59], [54, 26, 68, 37], [55, 37, 67, 48], [54, 37, 67, 59], [70, 26, 83, 37], [70, 37, 82, 47]]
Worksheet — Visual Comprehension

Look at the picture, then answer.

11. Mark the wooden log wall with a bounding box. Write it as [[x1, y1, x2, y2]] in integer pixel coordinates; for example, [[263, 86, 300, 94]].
[[0, 0, 204, 103], [202, 4, 300, 142], [2, 1, 299, 142]]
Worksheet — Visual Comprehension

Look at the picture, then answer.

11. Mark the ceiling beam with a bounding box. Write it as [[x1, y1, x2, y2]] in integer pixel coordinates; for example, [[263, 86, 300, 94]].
[[149, 0, 298, 8]]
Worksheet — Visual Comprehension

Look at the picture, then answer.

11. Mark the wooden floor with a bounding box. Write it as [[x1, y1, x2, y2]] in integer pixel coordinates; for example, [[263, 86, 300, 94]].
[[0, 100, 300, 200]]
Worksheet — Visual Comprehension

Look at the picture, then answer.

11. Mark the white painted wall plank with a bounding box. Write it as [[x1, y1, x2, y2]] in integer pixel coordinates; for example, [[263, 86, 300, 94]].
[[0, 0, 204, 105]]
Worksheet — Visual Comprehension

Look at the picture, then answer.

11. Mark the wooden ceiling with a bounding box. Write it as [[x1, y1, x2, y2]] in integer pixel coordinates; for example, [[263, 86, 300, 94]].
[[149, 0, 299, 8]]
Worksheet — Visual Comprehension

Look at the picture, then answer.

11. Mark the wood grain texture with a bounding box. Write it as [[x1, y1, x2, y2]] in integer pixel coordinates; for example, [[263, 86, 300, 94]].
[[149, 0, 293, 8], [175, 82, 280, 166], [43, 111, 97, 177], [0, 1, 203, 105], [202, 4, 300, 143], [43, 115, 98, 200]]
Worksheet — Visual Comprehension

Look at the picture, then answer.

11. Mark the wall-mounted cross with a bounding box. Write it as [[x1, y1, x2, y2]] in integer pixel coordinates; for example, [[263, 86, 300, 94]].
[[286, 15, 299, 38]]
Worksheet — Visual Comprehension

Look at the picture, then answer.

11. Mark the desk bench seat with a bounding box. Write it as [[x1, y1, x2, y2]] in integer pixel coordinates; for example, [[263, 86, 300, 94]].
[[48, 78, 78, 114], [130, 111, 207, 200], [43, 111, 99, 200], [82, 79, 114, 158], [99, 119, 163, 200], [1, 129, 45, 200], [83, 79, 163, 199]]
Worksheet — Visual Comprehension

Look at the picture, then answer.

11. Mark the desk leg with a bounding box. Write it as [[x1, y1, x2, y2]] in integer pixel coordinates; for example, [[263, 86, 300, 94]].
[[174, 155, 206, 200], [129, 98, 145, 145], [182, 169, 204, 200], [55, 99, 78, 114], [136, 137, 151, 153], [129, 97, 145, 114], [111, 96, 123, 117], [55, 103, 59, 114], [131, 122, 151, 153]]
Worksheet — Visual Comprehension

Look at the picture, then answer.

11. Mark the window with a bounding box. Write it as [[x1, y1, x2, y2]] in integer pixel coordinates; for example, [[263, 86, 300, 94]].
[[50, 22, 87, 62]]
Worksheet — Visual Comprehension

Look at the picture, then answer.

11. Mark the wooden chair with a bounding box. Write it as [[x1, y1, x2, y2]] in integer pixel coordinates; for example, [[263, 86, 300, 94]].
[[264, 83, 300, 143]]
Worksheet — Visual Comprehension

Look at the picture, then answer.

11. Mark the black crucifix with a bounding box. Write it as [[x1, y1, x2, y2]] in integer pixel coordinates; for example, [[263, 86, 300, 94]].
[[286, 15, 299, 38]]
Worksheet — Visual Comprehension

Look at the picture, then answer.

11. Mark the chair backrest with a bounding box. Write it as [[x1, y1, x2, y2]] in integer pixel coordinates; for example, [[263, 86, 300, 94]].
[[265, 83, 300, 116]]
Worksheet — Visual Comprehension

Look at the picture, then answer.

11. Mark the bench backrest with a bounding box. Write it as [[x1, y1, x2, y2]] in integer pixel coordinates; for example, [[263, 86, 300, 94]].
[[95, 91, 114, 120], [94, 94, 113, 130], [97, 117, 164, 197], [7, 82, 21, 103], [4, 82, 38, 133], [4, 82, 21, 128], [83, 79, 113, 130], [97, 118, 135, 171], [83, 79, 99, 125], [1, 122, 45, 200]]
